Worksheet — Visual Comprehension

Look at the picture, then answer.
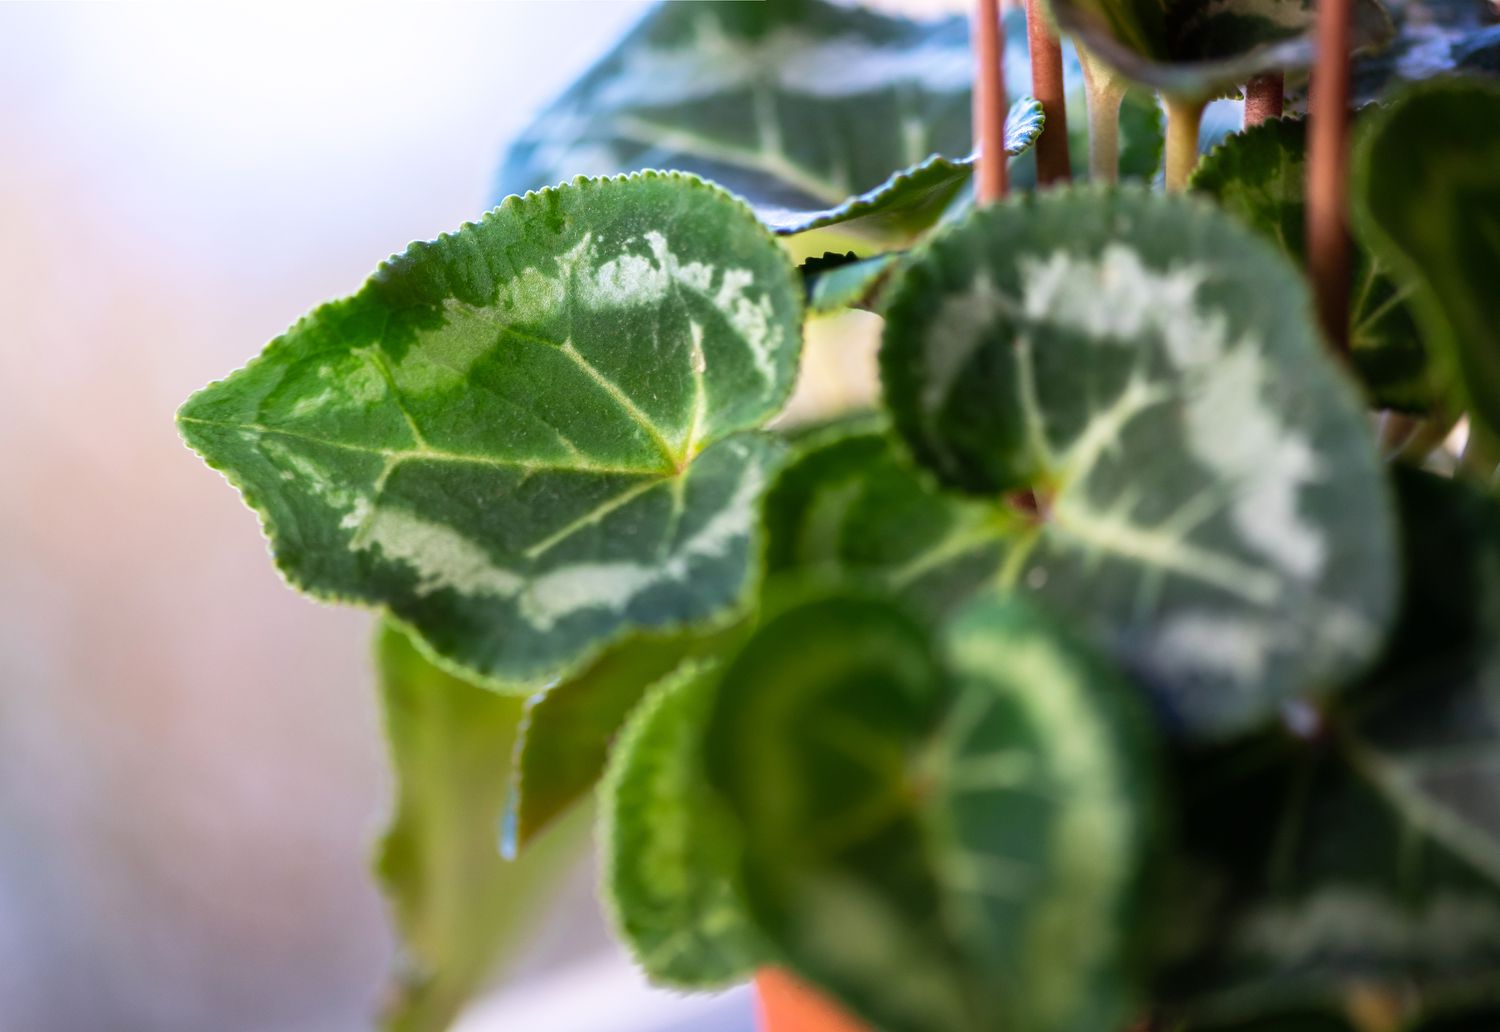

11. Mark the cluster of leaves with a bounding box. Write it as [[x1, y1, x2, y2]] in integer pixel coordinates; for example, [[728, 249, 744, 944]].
[[177, 1, 1500, 1030]]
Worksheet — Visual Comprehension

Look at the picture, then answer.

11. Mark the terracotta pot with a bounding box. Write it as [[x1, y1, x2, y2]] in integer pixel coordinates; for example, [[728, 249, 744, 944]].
[[754, 969, 869, 1032]]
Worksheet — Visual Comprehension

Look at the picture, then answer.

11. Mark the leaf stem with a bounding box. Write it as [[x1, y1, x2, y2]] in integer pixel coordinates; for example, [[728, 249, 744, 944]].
[[1078, 47, 1125, 183], [1025, 0, 1071, 184], [973, 0, 1010, 202], [1163, 94, 1207, 191], [1308, 0, 1355, 354], [1244, 72, 1285, 126]]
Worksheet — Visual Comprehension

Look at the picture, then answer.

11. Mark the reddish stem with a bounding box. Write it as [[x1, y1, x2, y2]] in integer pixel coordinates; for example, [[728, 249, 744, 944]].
[[1025, 0, 1071, 184], [974, 0, 1009, 203], [1307, 0, 1353, 354], [1244, 72, 1285, 126]]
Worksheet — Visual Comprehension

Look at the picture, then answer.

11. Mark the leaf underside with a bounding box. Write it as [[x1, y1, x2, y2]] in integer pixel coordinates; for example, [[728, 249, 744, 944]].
[[881, 189, 1398, 740], [705, 589, 1156, 1032], [494, 0, 1041, 242], [179, 172, 800, 687], [1191, 116, 1430, 411], [1354, 77, 1500, 446]]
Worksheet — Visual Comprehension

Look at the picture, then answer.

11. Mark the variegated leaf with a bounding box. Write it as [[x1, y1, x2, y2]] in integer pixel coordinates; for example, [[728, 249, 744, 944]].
[[1162, 470, 1500, 1027], [1354, 77, 1500, 448], [1348, 0, 1500, 106], [374, 621, 590, 1032], [764, 423, 1012, 616], [600, 662, 766, 987], [1192, 116, 1429, 411], [1050, 0, 1393, 96], [495, 0, 1041, 243], [178, 173, 800, 687], [705, 589, 1157, 1032], [505, 624, 741, 852], [881, 190, 1398, 739]]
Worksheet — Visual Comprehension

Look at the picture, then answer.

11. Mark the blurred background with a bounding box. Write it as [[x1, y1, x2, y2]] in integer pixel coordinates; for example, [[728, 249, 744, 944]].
[[0, 1, 970, 1028]]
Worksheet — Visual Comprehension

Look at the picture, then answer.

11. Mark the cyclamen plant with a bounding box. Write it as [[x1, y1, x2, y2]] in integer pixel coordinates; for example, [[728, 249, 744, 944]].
[[179, 1, 1500, 1030]]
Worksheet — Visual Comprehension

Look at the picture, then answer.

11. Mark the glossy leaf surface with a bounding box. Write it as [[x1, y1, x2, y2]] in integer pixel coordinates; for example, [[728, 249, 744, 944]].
[[601, 663, 765, 987], [375, 622, 589, 1032], [706, 590, 1156, 1032], [882, 190, 1398, 739], [1192, 116, 1429, 410], [1355, 78, 1500, 445], [179, 173, 799, 686], [495, 0, 1040, 241], [1164, 470, 1500, 1025]]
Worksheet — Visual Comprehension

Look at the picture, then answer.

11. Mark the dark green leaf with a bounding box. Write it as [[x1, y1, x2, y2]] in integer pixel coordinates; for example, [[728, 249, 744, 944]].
[[1192, 116, 1430, 410], [801, 252, 901, 315], [374, 621, 589, 1032], [178, 173, 799, 687], [506, 624, 742, 852], [600, 662, 766, 987], [1051, 0, 1393, 96], [706, 589, 1157, 1032], [1162, 470, 1500, 1026], [763, 424, 1013, 617], [495, 0, 1040, 242], [881, 189, 1398, 739], [1354, 77, 1500, 446]]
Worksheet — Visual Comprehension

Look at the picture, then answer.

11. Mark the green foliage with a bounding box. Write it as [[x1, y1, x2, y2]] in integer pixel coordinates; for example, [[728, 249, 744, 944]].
[[1355, 77, 1500, 447], [705, 590, 1157, 1032], [881, 190, 1398, 739], [179, 10, 1500, 1032], [179, 172, 800, 688], [374, 621, 589, 1032], [1192, 116, 1430, 410], [1051, 0, 1392, 96], [1350, 0, 1500, 105]]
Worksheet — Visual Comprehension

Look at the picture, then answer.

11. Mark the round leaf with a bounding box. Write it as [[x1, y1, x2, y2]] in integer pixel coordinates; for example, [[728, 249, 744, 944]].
[[178, 172, 801, 686]]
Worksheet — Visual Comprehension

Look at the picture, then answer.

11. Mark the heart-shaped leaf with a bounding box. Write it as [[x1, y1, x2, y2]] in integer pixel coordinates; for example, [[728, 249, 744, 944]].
[[178, 172, 800, 686], [764, 423, 1013, 617], [494, 0, 1042, 242], [1051, 0, 1393, 97], [505, 624, 742, 852], [1354, 77, 1500, 447], [1192, 116, 1429, 411], [1162, 469, 1500, 1025], [705, 589, 1158, 1032], [600, 662, 766, 987], [881, 190, 1398, 739], [374, 621, 590, 1032]]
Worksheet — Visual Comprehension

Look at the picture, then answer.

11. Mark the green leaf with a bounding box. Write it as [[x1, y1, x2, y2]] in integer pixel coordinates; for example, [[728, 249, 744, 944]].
[[705, 589, 1157, 1032], [374, 621, 589, 1032], [1349, 0, 1500, 106], [1162, 470, 1500, 1025], [506, 623, 742, 852], [763, 423, 1013, 617], [1192, 116, 1430, 411], [178, 172, 800, 687], [600, 662, 766, 988], [801, 252, 901, 315], [495, 0, 1040, 242], [1354, 77, 1500, 446], [1050, 0, 1393, 96], [881, 189, 1398, 739]]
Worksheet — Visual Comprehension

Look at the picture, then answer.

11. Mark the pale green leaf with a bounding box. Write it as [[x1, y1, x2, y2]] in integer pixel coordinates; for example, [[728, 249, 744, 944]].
[[1162, 470, 1500, 1026], [1354, 77, 1500, 447], [881, 189, 1398, 739], [495, 0, 1041, 243], [505, 623, 742, 852], [763, 423, 1013, 616], [1191, 116, 1430, 411], [801, 252, 900, 315], [178, 172, 800, 687], [1050, 0, 1393, 96], [374, 621, 590, 1032], [600, 662, 766, 988], [705, 589, 1157, 1032]]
